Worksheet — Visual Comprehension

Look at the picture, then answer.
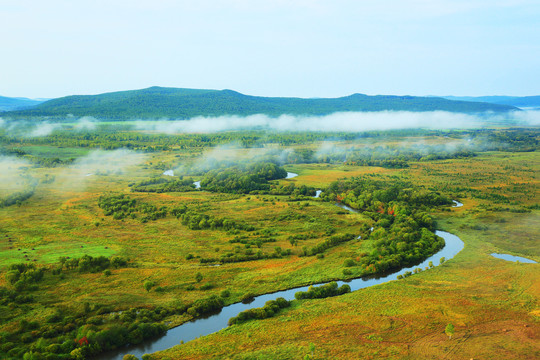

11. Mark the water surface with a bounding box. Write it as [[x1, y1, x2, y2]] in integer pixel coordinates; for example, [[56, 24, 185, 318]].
[[491, 253, 537, 263], [286, 172, 298, 179]]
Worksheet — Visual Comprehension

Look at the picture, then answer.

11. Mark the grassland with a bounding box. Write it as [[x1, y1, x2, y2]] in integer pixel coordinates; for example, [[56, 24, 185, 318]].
[[0, 128, 538, 359], [153, 150, 540, 360]]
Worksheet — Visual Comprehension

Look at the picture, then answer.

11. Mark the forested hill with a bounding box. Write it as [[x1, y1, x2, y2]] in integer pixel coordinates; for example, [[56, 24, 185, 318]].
[[4, 86, 518, 120], [442, 95, 540, 109], [0, 96, 46, 111]]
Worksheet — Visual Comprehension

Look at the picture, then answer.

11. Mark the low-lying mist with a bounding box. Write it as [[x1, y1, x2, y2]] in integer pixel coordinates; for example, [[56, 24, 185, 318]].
[[0, 156, 34, 195], [53, 149, 147, 192], [0, 116, 99, 138], [1, 111, 539, 137], [0, 149, 146, 200], [134, 110, 540, 134]]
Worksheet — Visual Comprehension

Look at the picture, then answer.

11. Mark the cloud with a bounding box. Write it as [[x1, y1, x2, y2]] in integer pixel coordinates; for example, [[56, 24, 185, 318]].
[[74, 116, 98, 131]]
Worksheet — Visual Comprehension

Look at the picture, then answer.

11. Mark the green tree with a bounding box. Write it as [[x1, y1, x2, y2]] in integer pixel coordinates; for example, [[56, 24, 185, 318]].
[[195, 272, 203, 283], [445, 323, 455, 339], [143, 281, 155, 292], [309, 343, 316, 358]]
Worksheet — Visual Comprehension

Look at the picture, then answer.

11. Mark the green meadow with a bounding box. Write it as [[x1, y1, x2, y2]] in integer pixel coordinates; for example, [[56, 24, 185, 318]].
[[0, 127, 538, 359]]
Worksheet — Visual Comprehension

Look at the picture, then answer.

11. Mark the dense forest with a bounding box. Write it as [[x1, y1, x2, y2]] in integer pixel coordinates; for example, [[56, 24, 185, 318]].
[[199, 162, 288, 193], [322, 177, 452, 273], [3, 87, 517, 120], [1, 128, 536, 170]]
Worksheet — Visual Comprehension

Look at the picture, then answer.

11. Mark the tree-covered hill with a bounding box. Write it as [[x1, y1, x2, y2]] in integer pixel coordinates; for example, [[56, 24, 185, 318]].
[[0, 96, 46, 111], [4, 86, 518, 120], [443, 95, 540, 109]]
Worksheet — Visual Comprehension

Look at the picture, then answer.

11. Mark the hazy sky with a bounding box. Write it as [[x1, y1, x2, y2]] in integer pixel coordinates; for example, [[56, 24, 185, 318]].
[[1, 0, 539, 99]]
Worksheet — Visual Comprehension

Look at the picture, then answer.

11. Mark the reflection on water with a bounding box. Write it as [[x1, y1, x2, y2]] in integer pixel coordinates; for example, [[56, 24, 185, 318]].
[[286, 172, 298, 179], [334, 202, 359, 213], [491, 253, 537, 263]]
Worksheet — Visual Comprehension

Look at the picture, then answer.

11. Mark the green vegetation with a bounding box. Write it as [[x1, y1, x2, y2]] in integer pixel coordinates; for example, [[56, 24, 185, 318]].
[[0, 95, 44, 111], [4, 87, 517, 120], [228, 297, 291, 325], [445, 323, 455, 339], [98, 194, 168, 222], [322, 177, 449, 272], [200, 162, 287, 193], [130, 177, 196, 193], [0, 124, 538, 360], [0, 187, 37, 208], [294, 281, 351, 300]]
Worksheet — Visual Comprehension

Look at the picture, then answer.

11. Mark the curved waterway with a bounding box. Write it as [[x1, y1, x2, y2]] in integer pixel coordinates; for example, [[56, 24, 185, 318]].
[[452, 200, 463, 207], [101, 208, 464, 360]]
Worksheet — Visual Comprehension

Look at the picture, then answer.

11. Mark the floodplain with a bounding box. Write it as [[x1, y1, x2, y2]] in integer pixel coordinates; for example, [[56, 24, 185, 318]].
[[0, 125, 538, 359]]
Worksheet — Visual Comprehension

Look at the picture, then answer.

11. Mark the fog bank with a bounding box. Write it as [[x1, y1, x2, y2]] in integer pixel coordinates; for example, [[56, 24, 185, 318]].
[[134, 110, 539, 134]]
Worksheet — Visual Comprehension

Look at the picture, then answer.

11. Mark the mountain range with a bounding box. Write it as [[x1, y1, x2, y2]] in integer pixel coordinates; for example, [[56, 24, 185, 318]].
[[0, 87, 528, 120], [0, 96, 47, 112], [442, 96, 540, 109]]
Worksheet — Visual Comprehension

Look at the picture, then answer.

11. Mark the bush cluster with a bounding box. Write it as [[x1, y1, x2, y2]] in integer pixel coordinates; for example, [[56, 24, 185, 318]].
[[228, 297, 290, 325]]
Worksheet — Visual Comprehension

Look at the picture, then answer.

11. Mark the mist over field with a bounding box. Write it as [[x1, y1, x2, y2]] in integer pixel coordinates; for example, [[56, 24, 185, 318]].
[[134, 111, 486, 133], [0, 155, 33, 195], [1, 110, 539, 138]]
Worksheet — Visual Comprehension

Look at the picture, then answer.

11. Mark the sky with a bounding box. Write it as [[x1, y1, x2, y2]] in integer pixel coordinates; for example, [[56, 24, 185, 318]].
[[1, 0, 539, 99]]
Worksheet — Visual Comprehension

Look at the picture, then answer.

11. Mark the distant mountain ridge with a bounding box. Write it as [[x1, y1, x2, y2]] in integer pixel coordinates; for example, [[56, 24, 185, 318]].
[[442, 95, 540, 109], [0, 96, 46, 111], [3, 87, 519, 120]]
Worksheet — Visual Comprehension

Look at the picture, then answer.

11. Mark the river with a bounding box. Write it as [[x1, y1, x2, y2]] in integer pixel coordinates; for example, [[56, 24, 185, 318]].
[[100, 202, 464, 360]]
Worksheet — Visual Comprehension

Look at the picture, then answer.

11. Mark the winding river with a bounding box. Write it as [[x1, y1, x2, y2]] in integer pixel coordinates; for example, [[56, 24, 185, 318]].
[[101, 200, 464, 360]]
